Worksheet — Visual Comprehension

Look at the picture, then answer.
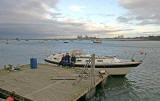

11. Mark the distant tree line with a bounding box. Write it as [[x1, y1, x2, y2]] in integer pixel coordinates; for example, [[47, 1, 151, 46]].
[[136, 35, 160, 40]]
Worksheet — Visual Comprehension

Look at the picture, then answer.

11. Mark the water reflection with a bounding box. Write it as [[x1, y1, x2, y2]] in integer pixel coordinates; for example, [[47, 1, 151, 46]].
[[89, 76, 135, 101]]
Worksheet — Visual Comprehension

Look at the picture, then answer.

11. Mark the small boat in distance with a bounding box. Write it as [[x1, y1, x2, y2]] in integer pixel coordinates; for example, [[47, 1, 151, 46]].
[[44, 50, 142, 76], [93, 40, 102, 43], [64, 41, 69, 43]]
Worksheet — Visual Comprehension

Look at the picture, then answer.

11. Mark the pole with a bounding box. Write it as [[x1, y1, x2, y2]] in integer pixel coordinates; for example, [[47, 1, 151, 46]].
[[90, 54, 95, 88]]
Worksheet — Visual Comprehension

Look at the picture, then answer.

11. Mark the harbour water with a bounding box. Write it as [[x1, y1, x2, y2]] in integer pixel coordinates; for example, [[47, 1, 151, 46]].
[[0, 40, 160, 101]]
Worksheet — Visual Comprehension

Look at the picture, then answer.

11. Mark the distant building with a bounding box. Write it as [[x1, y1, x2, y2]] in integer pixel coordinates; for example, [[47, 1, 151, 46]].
[[85, 35, 88, 39], [77, 35, 83, 39], [77, 35, 96, 40], [114, 35, 124, 39]]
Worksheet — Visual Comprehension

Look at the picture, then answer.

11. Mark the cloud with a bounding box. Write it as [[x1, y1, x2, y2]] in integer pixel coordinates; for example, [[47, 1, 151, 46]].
[[0, 17, 129, 38], [118, 0, 160, 25], [69, 5, 85, 12], [117, 16, 133, 23], [0, 0, 129, 38], [0, 0, 59, 24]]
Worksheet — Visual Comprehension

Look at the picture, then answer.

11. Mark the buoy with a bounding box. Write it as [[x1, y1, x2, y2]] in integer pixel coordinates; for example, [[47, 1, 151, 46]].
[[6, 97, 14, 101]]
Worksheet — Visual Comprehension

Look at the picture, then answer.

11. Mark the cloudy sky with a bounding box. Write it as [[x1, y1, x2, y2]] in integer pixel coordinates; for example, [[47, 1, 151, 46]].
[[0, 0, 160, 38]]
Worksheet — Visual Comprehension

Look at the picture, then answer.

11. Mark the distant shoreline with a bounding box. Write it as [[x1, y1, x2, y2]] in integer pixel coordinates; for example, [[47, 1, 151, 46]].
[[0, 38, 160, 41]]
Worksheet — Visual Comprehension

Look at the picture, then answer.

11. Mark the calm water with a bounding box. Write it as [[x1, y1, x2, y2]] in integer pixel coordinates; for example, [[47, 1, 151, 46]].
[[0, 40, 160, 101]]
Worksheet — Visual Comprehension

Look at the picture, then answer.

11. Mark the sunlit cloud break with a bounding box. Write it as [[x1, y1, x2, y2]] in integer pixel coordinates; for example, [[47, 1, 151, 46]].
[[69, 5, 86, 12]]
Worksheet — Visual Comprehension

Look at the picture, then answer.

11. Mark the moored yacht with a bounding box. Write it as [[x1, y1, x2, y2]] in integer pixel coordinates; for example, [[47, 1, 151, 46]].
[[44, 50, 142, 76]]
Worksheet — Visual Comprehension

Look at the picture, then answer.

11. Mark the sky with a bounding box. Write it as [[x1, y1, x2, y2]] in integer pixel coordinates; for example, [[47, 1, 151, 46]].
[[0, 0, 160, 39]]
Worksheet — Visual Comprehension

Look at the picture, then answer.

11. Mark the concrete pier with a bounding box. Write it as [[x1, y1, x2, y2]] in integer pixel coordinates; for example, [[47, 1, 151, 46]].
[[0, 64, 108, 101]]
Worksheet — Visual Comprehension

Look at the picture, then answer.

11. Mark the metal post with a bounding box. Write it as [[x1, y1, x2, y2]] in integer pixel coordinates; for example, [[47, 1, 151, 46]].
[[90, 54, 95, 89]]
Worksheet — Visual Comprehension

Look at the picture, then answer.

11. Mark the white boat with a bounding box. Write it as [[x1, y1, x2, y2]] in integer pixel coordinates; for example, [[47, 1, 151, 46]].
[[93, 40, 102, 43], [44, 50, 142, 76]]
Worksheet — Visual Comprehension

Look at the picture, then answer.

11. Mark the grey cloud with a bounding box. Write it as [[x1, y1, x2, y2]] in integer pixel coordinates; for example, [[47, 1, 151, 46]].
[[0, 0, 92, 38], [0, 0, 68, 38], [118, 0, 160, 25], [117, 16, 131, 23], [0, 0, 59, 24], [0, 20, 88, 38], [0, 0, 127, 38]]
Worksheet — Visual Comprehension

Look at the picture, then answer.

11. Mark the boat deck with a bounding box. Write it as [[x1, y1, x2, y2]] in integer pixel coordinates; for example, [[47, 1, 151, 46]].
[[0, 64, 108, 101]]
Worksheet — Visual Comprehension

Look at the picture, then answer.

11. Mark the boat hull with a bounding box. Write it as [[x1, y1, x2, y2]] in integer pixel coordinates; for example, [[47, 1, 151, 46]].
[[44, 59, 141, 76]]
